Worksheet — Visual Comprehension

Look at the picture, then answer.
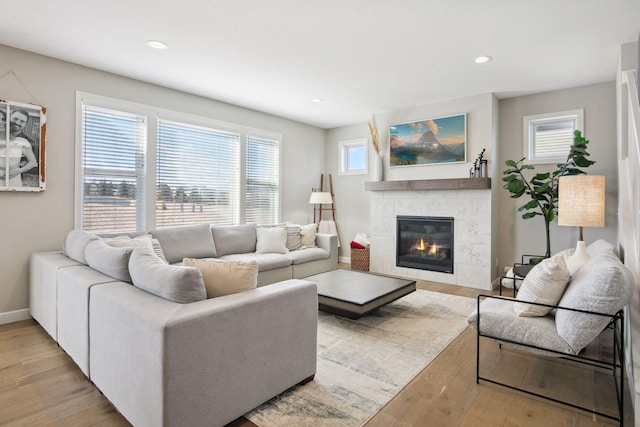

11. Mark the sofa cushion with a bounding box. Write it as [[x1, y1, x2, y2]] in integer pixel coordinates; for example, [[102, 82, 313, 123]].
[[211, 224, 257, 256], [299, 223, 318, 249], [286, 247, 330, 265], [183, 258, 258, 298], [85, 239, 135, 282], [129, 247, 206, 304], [218, 253, 292, 272], [555, 253, 634, 353], [63, 230, 100, 265], [150, 224, 216, 264], [256, 227, 288, 254], [514, 253, 571, 317]]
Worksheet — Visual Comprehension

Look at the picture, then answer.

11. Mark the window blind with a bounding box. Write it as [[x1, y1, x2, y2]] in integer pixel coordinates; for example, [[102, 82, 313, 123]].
[[246, 136, 280, 224], [81, 105, 146, 233], [532, 120, 574, 160], [156, 119, 240, 227]]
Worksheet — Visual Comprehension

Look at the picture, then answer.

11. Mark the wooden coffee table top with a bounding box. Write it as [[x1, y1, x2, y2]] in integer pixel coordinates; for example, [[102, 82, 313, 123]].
[[304, 269, 416, 319]]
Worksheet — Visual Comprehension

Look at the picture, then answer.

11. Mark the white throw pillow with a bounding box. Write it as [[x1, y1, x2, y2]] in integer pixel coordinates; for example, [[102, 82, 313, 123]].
[[183, 258, 258, 298], [103, 235, 167, 263], [299, 223, 318, 249], [256, 227, 288, 254], [513, 253, 571, 317], [103, 235, 154, 249]]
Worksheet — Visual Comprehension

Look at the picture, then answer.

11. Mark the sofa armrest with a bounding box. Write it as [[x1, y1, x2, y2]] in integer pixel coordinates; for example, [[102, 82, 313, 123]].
[[89, 279, 317, 427], [316, 233, 338, 263]]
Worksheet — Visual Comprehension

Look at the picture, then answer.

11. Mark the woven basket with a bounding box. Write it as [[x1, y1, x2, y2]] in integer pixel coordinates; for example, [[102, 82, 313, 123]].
[[351, 247, 370, 271]]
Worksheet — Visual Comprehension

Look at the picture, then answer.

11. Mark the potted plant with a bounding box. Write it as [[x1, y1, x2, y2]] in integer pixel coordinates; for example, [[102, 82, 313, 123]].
[[502, 130, 595, 258]]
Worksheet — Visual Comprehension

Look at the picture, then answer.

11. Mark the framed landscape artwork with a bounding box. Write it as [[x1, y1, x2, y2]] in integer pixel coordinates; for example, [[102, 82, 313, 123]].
[[389, 113, 466, 167], [0, 100, 47, 192]]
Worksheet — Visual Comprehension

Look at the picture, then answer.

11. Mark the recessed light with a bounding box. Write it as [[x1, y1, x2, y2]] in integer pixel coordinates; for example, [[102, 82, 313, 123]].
[[474, 56, 492, 64], [311, 98, 324, 103], [146, 40, 168, 50]]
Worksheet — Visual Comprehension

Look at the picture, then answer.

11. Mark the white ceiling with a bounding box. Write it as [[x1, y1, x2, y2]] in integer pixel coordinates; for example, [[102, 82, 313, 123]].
[[0, 1, 639, 129]]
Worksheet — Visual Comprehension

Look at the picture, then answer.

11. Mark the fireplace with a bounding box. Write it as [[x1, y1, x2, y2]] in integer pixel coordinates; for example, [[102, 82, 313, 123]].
[[396, 216, 454, 273]]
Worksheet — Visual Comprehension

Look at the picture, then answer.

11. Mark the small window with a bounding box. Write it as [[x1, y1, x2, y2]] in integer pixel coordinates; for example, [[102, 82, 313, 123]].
[[339, 138, 368, 175], [523, 109, 583, 164]]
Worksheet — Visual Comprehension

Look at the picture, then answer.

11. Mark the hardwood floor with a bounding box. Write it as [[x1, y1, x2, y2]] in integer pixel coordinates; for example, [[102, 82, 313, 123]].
[[1, 272, 632, 426]]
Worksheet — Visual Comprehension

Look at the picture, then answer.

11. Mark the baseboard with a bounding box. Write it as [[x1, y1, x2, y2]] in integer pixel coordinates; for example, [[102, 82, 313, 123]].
[[0, 308, 31, 325], [339, 256, 351, 264]]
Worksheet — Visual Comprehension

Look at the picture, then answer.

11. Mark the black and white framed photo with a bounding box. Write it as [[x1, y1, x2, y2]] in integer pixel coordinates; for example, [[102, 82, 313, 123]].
[[0, 100, 46, 192]]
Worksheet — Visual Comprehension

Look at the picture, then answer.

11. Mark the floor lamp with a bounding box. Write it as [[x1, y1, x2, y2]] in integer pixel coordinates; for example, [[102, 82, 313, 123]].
[[558, 175, 605, 275], [309, 190, 333, 223]]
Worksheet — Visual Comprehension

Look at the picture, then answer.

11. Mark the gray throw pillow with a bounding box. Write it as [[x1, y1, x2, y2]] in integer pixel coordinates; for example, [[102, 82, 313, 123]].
[[211, 224, 257, 256], [85, 239, 135, 282], [150, 223, 217, 264], [129, 247, 207, 304], [555, 254, 633, 353], [63, 229, 100, 265]]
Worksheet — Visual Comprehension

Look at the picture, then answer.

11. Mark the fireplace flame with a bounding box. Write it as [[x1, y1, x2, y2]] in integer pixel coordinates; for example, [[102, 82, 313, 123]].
[[417, 237, 426, 251], [428, 243, 438, 255]]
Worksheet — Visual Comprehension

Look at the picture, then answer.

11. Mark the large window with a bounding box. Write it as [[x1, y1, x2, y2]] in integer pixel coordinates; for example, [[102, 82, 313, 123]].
[[77, 93, 280, 232], [80, 105, 146, 233], [523, 109, 583, 164], [156, 119, 240, 228]]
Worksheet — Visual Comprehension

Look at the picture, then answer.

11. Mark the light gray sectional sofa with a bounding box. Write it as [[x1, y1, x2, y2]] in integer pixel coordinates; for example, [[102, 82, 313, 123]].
[[30, 222, 338, 427]]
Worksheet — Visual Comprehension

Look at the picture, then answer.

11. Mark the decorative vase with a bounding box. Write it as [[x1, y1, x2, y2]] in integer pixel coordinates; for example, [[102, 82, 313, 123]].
[[371, 153, 383, 181]]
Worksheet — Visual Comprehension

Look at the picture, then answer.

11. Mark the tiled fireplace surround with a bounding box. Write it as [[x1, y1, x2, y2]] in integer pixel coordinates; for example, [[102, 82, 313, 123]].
[[369, 187, 492, 290]]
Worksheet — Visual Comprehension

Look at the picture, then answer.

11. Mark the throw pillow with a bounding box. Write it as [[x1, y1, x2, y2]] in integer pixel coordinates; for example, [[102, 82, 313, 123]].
[[129, 247, 207, 304], [286, 225, 302, 251], [256, 227, 288, 254], [103, 235, 154, 250], [211, 224, 257, 256], [85, 239, 135, 282], [63, 229, 100, 265], [183, 258, 258, 298], [150, 223, 217, 264], [102, 234, 168, 263], [513, 253, 571, 317], [299, 223, 318, 249]]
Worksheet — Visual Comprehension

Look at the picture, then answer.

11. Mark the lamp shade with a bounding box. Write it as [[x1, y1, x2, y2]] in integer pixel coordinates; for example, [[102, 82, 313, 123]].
[[309, 192, 333, 205], [558, 175, 605, 228]]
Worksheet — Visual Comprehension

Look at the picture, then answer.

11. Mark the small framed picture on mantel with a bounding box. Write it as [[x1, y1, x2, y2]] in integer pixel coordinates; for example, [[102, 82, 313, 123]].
[[389, 113, 466, 167], [0, 100, 47, 192]]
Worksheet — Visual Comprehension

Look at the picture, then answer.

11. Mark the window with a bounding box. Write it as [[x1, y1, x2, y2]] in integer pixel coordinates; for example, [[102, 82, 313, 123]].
[[156, 119, 240, 227], [339, 138, 368, 175], [523, 109, 583, 164], [79, 105, 146, 233], [77, 93, 281, 232], [246, 136, 280, 224]]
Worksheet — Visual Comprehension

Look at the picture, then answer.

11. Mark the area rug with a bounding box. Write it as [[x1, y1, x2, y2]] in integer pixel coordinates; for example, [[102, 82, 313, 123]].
[[246, 289, 476, 427]]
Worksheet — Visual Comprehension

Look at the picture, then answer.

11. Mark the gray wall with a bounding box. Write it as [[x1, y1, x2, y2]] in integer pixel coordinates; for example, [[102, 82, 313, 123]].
[[497, 82, 618, 271], [0, 44, 325, 317]]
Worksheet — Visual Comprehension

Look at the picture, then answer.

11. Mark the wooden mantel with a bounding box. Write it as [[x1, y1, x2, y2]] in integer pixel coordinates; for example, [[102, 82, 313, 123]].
[[365, 177, 491, 191]]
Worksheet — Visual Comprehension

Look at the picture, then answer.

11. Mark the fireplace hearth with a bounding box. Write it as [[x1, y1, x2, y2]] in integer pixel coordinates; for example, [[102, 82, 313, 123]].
[[396, 216, 454, 273]]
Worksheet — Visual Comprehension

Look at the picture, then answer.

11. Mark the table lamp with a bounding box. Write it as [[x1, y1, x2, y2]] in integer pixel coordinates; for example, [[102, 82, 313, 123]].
[[309, 190, 333, 223], [558, 175, 605, 275]]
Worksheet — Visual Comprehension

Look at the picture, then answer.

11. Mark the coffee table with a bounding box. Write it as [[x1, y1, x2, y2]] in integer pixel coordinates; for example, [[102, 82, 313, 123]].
[[304, 269, 416, 319]]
